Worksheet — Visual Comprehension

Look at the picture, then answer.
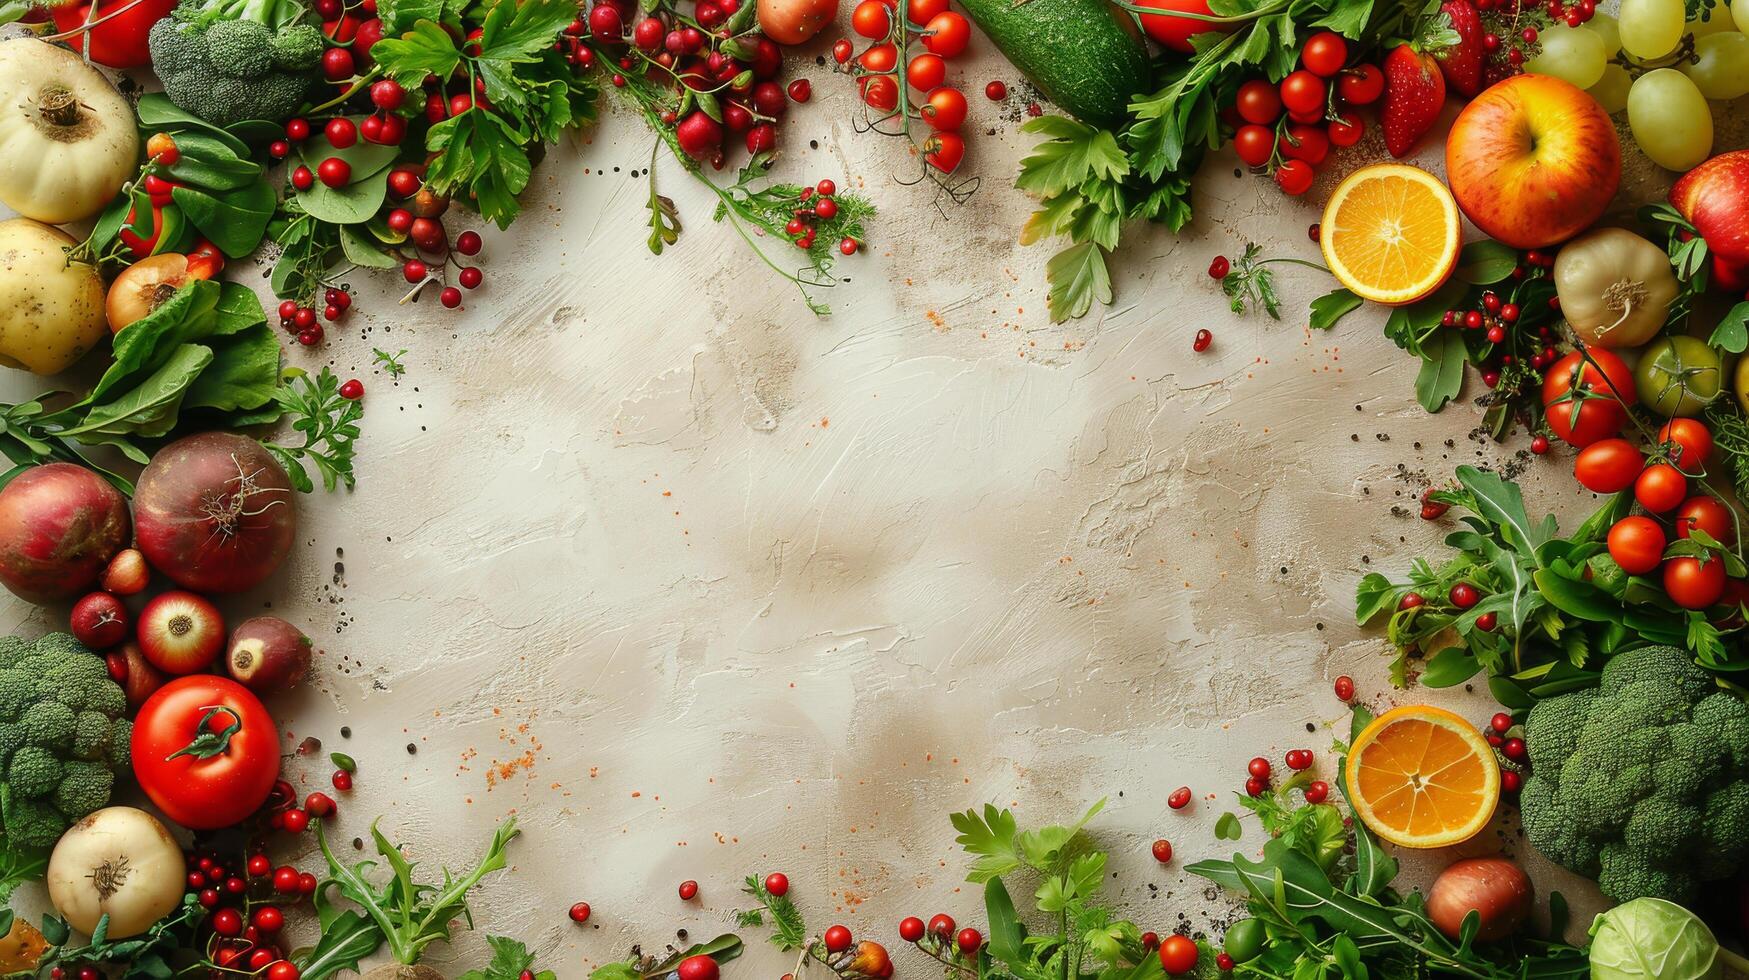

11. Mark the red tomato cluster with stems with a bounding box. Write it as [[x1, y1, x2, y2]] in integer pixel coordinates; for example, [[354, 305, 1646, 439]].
[[1224, 33, 1380, 197], [838, 0, 973, 175]]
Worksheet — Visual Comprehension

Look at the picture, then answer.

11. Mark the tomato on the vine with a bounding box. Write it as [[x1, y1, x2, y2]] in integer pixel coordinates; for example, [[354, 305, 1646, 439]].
[[859, 42, 898, 72], [49, 0, 176, 67], [907, 52, 946, 90], [920, 11, 970, 56], [1274, 159, 1314, 195], [1657, 417, 1714, 474], [851, 0, 890, 37], [1337, 63, 1385, 103], [1635, 463, 1688, 513], [1234, 79, 1281, 125], [860, 74, 899, 110], [1134, 0, 1228, 53], [1278, 123, 1328, 165], [1278, 70, 1326, 116], [1607, 516, 1665, 575], [1300, 32, 1348, 76], [1234, 125, 1273, 167], [1634, 335, 1722, 418], [1326, 113, 1364, 147], [906, 0, 947, 24], [1675, 495, 1733, 544], [924, 131, 965, 172], [1664, 556, 1726, 609], [1542, 349, 1636, 447], [131, 676, 281, 830], [1573, 438, 1643, 494], [923, 87, 968, 130]]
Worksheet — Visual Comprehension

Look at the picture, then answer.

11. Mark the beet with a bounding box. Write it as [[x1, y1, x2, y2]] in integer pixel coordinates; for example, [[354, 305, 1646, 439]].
[[0, 463, 130, 603], [226, 616, 312, 693], [132, 432, 297, 593]]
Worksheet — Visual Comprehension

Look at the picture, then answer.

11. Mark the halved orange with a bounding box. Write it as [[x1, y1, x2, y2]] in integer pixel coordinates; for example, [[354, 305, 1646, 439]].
[[1344, 704, 1501, 848], [1319, 164, 1462, 305]]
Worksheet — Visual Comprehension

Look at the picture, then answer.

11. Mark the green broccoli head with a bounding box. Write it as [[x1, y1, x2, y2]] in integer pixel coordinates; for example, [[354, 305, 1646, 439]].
[[1519, 645, 1749, 903], [0, 633, 131, 848], [148, 0, 321, 126]]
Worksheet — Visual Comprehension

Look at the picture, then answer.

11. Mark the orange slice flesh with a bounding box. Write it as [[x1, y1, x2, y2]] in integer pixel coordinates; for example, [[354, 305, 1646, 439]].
[[1344, 704, 1501, 848], [1320, 164, 1462, 305]]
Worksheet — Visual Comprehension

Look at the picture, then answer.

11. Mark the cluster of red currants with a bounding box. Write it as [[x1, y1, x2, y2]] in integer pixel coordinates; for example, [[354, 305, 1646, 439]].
[[180, 842, 321, 980], [1244, 751, 1330, 803], [384, 171, 487, 310], [785, 179, 861, 254], [1435, 250, 1560, 390], [896, 912, 980, 967], [1226, 32, 1381, 196], [1473, 0, 1599, 84], [1484, 712, 1530, 793], [277, 289, 351, 348], [834, 0, 973, 175]]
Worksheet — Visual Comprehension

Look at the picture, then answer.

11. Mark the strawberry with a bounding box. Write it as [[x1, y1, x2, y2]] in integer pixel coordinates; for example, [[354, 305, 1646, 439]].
[[1382, 43, 1447, 158], [1434, 0, 1485, 96]]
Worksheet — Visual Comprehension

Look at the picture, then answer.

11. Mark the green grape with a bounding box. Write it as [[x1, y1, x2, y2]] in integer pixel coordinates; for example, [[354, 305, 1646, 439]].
[[1589, 63, 1634, 112], [1619, 0, 1686, 58], [1587, 11, 1623, 52], [1736, 0, 1749, 34], [1688, 11, 1733, 35], [1528, 24, 1607, 87], [1628, 68, 1714, 170], [1680, 30, 1749, 97]]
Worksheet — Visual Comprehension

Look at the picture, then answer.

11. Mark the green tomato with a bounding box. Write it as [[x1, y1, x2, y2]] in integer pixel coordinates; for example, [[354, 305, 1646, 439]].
[[1635, 335, 1723, 417], [1223, 918, 1266, 964]]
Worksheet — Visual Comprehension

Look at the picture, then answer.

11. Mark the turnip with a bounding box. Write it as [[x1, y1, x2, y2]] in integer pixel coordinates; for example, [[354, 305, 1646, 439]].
[[133, 432, 297, 593], [46, 806, 186, 939], [0, 462, 130, 603], [225, 616, 312, 693], [137, 590, 225, 674]]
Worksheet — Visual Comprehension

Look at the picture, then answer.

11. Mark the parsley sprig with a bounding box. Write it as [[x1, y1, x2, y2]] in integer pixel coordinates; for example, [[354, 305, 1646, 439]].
[[263, 367, 364, 493]]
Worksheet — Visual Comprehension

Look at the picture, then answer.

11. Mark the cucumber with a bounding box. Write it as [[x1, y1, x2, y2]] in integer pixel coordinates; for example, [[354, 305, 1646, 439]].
[[954, 0, 1150, 127]]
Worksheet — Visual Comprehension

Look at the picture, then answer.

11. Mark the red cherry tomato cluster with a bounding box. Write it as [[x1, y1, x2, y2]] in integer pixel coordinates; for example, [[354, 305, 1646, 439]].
[[178, 844, 316, 980], [784, 179, 862, 255], [1226, 33, 1378, 197], [837, 0, 974, 175]]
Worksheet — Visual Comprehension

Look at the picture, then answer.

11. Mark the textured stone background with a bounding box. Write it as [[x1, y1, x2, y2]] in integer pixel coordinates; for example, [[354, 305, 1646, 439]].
[[7, 26, 1736, 978]]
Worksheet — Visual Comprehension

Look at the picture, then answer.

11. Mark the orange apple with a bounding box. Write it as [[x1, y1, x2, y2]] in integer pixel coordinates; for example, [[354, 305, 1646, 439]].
[[1445, 74, 1621, 249], [1670, 149, 1749, 264]]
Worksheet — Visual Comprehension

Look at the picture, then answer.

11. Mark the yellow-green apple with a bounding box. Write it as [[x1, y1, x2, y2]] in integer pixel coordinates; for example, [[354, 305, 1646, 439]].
[[1445, 74, 1620, 249], [1671, 149, 1749, 264]]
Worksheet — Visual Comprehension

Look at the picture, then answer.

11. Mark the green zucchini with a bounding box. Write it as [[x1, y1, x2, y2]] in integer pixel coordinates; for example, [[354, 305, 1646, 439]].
[[954, 0, 1150, 127]]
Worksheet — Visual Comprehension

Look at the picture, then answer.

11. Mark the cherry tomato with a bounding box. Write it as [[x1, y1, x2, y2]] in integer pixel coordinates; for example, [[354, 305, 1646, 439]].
[[851, 0, 890, 37], [859, 42, 897, 72], [1158, 935, 1199, 976], [1658, 417, 1713, 474], [1235, 79, 1281, 124], [1542, 349, 1636, 447], [907, 0, 947, 23], [1300, 31, 1347, 75], [49, 0, 176, 67], [131, 676, 281, 830], [1135, 0, 1229, 53], [924, 87, 967, 129], [1573, 438, 1643, 494], [1635, 463, 1687, 513], [1338, 63, 1385, 103], [924, 131, 966, 172], [1607, 516, 1666, 575], [1326, 112, 1364, 146], [1279, 123, 1328, 164], [1278, 70, 1325, 116], [1676, 495, 1733, 544], [908, 52, 946, 90], [1233, 124, 1273, 166], [1273, 159, 1314, 195], [1665, 556, 1726, 609], [921, 11, 970, 56], [860, 74, 899, 111]]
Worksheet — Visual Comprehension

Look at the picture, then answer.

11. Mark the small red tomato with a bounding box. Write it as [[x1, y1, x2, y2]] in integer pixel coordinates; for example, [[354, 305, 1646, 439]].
[[1278, 70, 1325, 115], [924, 132, 965, 173], [1665, 556, 1726, 609], [1151, 839, 1172, 863], [1333, 675, 1354, 701], [1542, 349, 1636, 447], [304, 792, 335, 817], [1337, 63, 1384, 103], [1235, 79, 1281, 124], [268, 961, 299, 980], [764, 872, 789, 896], [1135, 0, 1228, 53], [1278, 123, 1328, 165], [1573, 438, 1643, 494], [851, 0, 889, 37], [924, 87, 968, 130], [824, 925, 854, 952], [921, 10, 970, 56], [1658, 417, 1714, 474], [1635, 463, 1687, 513], [1233, 124, 1274, 167], [898, 917, 925, 942], [1158, 935, 1199, 976], [1326, 113, 1364, 147], [1273, 159, 1314, 195], [1300, 31, 1347, 75], [1676, 495, 1732, 544], [908, 52, 946, 90]]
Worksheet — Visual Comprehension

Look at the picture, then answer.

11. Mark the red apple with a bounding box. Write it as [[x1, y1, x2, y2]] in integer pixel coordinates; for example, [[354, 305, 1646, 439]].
[[70, 591, 129, 649], [1446, 74, 1620, 249], [1671, 149, 1749, 264], [137, 590, 225, 674], [0, 463, 131, 603]]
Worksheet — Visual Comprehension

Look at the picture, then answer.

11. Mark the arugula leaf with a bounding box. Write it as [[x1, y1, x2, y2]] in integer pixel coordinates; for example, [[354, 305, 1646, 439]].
[[294, 909, 383, 980], [1414, 329, 1467, 412]]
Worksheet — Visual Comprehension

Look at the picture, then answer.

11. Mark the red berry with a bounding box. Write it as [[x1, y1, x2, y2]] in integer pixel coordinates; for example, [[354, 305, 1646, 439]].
[[333, 769, 354, 790], [269, 139, 291, 158], [253, 906, 285, 932], [898, 917, 924, 942], [321, 46, 354, 80], [1501, 770, 1522, 793], [1486, 325, 1506, 343], [927, 914, 955, 939], [1333, 675, 1354, 701], [1399, 592, 1424, 610], [788, 78, 812, 102], [1208, 255, 1230, 279], [273, 866, 299, 892], [569, 902, 592, 923], [1449, 582, 1480, 609], [281, 809, 310, 834], [1215, 953, 1235, 971], [1303, 780, 1329, 804], [291, 166, 315, 190], [764, 872, 789, 896], [278, 299, 299, 321], [198, 888, 219, 908], [1531, 435, 1551, 455], [386, 208, 414, 233], [297, 328, 322, 346], [403, 260, 427, 283], [985, 79, 1007, 100], [957, 928, 982, 955], [187, 870, 206, 889], [248, 855, 271, 877], [1285, 749, 1313, 771], [325, 117, 357, 148], [286, 117, 311, 141], [371, 79, 405, 109], [1150, 839, 1172, 863], [340, 379, 364, 400], [317, 157, 351, 188], [1244, 775, 1266, 797], [213, 909, 243, 937], [832, 38, 852, 62], [293, 306, 316, 329], [1476, 611, 1498, 632], [459, 266, 483, 289], [456, 230, 483, 255], [839, 238, 858, 255], [300, 872, 318, 894], [1193, 328, 1212, 352], [1167, 785, 1191, 809], [304, 792, 336, 816], [678, 879, 699, 900], [440, 286, 463, 308], [814, 196, 839, 220], [676, 957, 717, 980], [268, 962, 300, 980], [824, 925, 853, 952], [1246, 756, 1271, 779], [1141, 932, 1159, 951], [1490, 712, 1512, 733], [1503, 737, 1527, 761]]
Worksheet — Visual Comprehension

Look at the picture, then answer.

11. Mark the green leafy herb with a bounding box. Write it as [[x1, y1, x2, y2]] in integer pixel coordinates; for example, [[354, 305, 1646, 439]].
[[373, 349, 410, 378], [1220, 243, 1282, 319], [736, 876, 805, 951], [590, 936, 744, 980], [17, 895, 205, 980], [458, 937, 556, 980], [264, 368, 364, 493], [1309, 287, 1363, 330]]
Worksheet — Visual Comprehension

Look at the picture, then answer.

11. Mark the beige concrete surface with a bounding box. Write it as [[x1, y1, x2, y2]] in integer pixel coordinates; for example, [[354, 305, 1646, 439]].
[[7, 28, 1731, 977]]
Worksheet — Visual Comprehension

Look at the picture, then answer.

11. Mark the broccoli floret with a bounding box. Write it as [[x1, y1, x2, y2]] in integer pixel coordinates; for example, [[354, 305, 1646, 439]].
[[148, 0, 322, 126], [1519, 645, 1749, 903], [0, 633, 131, 849]]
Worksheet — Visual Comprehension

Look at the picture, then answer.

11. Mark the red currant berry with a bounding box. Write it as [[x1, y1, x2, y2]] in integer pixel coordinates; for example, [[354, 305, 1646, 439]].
[[570, 902, 592, 923], [764, 872, 789, 896], [1501, 770, 1522, 793], [985, 80, 1007, 100], [1531, 435, 1550, 454], [333, 769, 354, 790], [1208, 255, 1230, 279], [1303, 780, 1329, 804], [281, 808, 310, 834], [1150, 839, 1172, 863], [898, 917, 924, 942], [212, 909, 243, 937], [403, 260, 427, 283], [1167, 785, 1191, 809], [1246, 757, 1271, 779], [1215, 953, 1235, 971], [678, 879, 699, 900], [957, 929, 982, 955], [927, 914, 956, 939], [1193, 328, 1212, 352], [1333, 675, 1354, 701], [1244, 775, 1266, 797], [824, 925, 853, 952], [197, 888, 219, 907], [459, 266, 483, 289], [285, 118, 311, 141], [1449, 582, 1480, 609], [1399, 592, 1425, 610], [248, 854, 271, 877], [456, 230, 483, 255], [291, 166, 315, 191], [306, 791, 337, 816], [253, 906, 285, 932], [273, 866, 300, 892], [1503, 737, 1527, 761]]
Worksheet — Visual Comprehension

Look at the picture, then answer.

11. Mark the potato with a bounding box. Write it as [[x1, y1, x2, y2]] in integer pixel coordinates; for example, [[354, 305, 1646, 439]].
[[0, 218, 106, 375]]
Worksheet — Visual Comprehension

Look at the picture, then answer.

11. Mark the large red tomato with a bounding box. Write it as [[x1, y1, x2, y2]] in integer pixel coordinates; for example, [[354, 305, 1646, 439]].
[[49, 0, 177, 68], [132, 676, 280, 830], [1542, 348, 1636, 447], [1135, 0, 1230, 53]]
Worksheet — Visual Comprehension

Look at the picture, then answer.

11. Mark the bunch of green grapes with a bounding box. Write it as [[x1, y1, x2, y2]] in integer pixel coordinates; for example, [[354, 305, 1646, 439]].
[[1540, 0, 1746, 171]]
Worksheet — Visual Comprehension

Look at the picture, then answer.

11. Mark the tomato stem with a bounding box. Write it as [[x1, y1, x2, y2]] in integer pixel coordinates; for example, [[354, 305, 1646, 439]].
[[165, 704, 246, 762]]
